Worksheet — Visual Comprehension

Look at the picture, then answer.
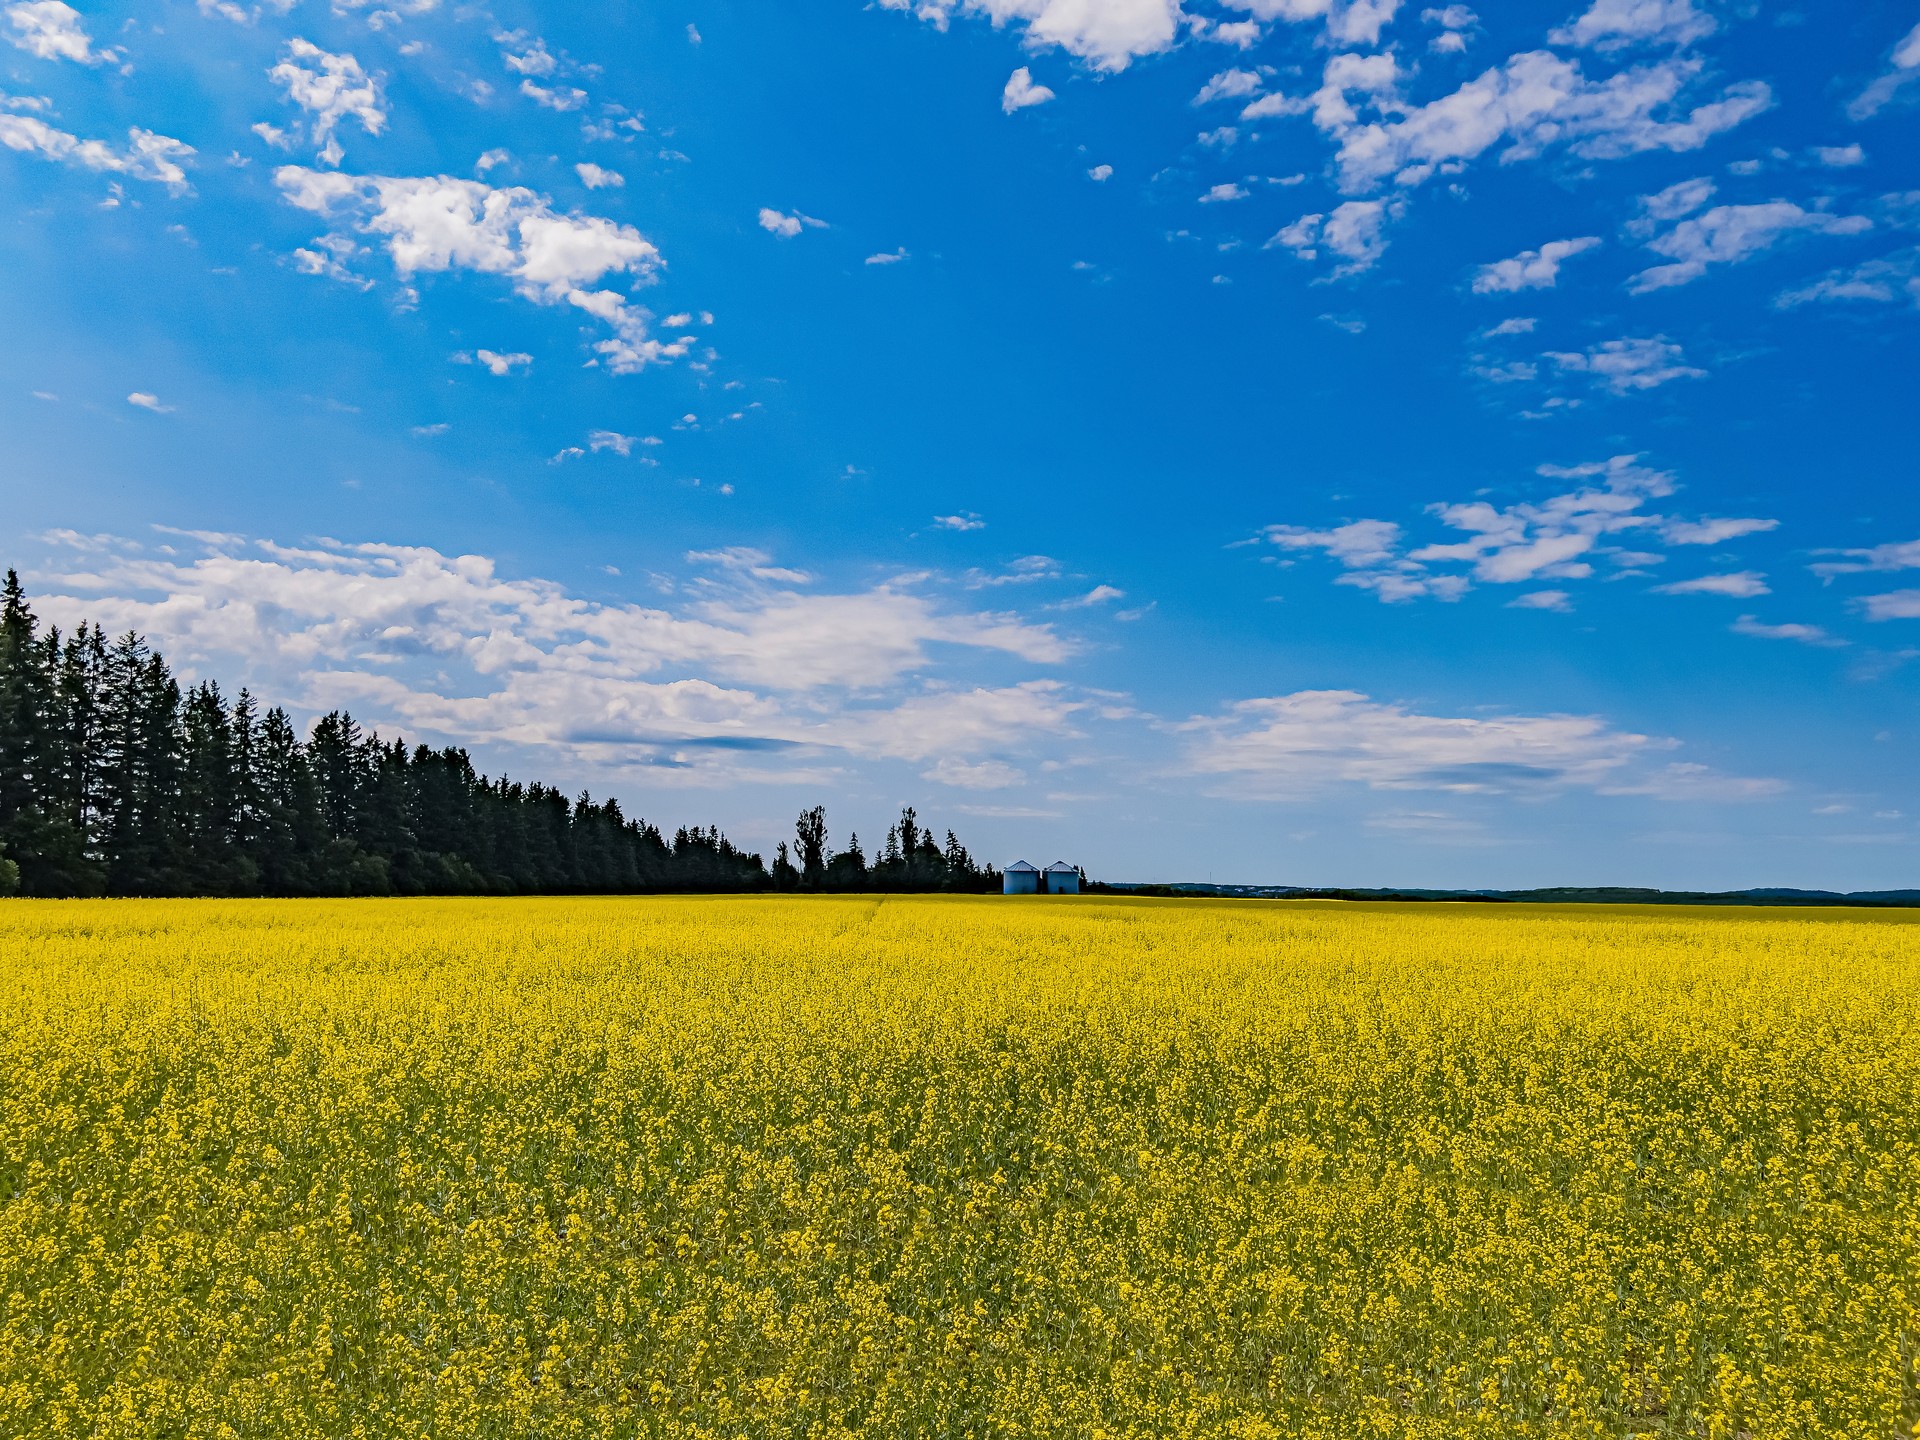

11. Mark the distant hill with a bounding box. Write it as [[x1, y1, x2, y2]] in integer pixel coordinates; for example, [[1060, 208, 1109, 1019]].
[[1095, 882, 1920, 909]]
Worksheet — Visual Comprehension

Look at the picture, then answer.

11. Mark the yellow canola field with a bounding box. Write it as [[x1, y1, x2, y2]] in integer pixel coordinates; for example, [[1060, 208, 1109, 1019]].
[[1, 895, 1917, 1440]]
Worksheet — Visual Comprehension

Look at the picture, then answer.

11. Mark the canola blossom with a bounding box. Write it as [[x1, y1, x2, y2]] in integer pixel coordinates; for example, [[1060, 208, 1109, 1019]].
[[1, 895, 1917, 1438]]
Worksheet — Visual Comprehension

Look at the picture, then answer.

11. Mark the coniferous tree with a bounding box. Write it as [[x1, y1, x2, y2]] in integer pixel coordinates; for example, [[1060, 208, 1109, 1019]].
[[0, 578, 997, 899]]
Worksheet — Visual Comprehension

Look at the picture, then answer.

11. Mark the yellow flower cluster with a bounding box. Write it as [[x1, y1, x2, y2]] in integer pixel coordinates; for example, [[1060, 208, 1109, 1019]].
[[1, 895, 1916, 1438]]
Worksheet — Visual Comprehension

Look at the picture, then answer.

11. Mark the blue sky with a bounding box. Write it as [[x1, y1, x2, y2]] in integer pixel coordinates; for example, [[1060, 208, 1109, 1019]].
[[3, 0, 1918, 888]]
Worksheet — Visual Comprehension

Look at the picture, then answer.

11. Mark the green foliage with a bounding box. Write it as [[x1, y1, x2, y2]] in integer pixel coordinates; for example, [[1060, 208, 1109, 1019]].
[[0, 571, 768, 897]]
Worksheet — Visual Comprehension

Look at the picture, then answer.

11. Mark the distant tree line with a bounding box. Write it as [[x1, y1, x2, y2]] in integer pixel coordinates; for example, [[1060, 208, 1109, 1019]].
[[769, 803, 1000, 894], [0, 572, 997, 899]]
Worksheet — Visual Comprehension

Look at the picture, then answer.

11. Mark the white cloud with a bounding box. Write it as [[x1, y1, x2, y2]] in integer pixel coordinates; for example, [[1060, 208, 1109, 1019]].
[[1205, 18, 1262, 47], [923, 757, 1027, 790], [1848, 19, 1920, 120], [269, 39, 385, 167], [865, 247, 910, 265], [32, 534, 1080, 782], [1219, 0, 1405, 48], [1509, 589, 1571, 611], [575, 162, 622, 189], [1265, 518, 1403, 569], [1810, 539, 1920, 577], [758, 206, 826, 237], [1422, 5, 1476, 50], [1653, 571, 1770, 598], [1642, 178, 1716, 228], [1731, 615, 1845, 647], [1179, 688, 1714, 800], [1472, 235, 1601, 292], [457, 349, 531, 376], [1628, 202, 1871, 292], [5, 2, 117, 64], [1548, 0, 1713, 52], [1002, 65, 1055, 111], [498, 34, 556, 77], [880, 0, 1184, 73], [291, 231, 373, 288], [521, 81, 588, 112], [1195, 67, 1262, 104], [275, 167, 688, 374], [933, 513, 987, 531], [1326, 51, 1770, 196], [1262, 455, 1777, 604], [1200, 181, 1248, 203], [1087, 163, 1113, 180], [1857, 590, 1920, 622], [1270, 198, 1401, 272], [1483, 316, 1536, 336], [1813, 143, 1865, 168], [1544, 336, 1705, 393], [126, 391, 173, 413], [1774, 248, 1920, 310], [1061, 584, 1126, 607], [0, 115, 194, 192], [1659, 516, 1778, 545]]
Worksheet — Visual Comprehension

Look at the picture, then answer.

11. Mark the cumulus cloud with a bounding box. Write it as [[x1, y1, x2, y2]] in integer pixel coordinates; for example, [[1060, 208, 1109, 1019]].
[[1509, 590, 1571, 611], [30, 532, 1082, 783], [1548, 0, 1713, 52], [885, 0, 1400, 63], [1731, 615, 1845, 647], [521, 81, 588, 112], [1200, 181, 1248, 202], [1628, 202, 1872, 292], [1653, 571, 1770, 598], [1269, 198, 1401, 273], [576, 162, 622, 189], [1634, 175, 1715, 225], [758, 207, 827, 237], [1422, 5, 1477, 51], [1221, 0, 1406, 48], [1544, 336, 1705, 393], [0, 114, 194, 192], [5, 1, 118, 64], [1001, 65, 1055, 111], [1195, 67, 1263, 105], [1848, 19, 1920, 120], [1810, 539, 1920, 578], [1177, 688, 1771, 801], [1262, 455, 1777, 603], [126, 391, 174, 413], [1087, 163, 1113, 180], [275, 167, 690, 373], [269, 39, 385, 167], [933, 513, 987, 531], [880, 0, 1184, 73], [1856, 590, 1920, 622], [1774, 248, 1920, 310], [1324, 50, 1770, 195], [1472, 235, 1601, 292], [456, 348, 531, 376]]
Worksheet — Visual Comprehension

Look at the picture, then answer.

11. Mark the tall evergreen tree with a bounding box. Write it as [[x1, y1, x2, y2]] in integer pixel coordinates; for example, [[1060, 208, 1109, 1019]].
[[0, 577, 999, 899]]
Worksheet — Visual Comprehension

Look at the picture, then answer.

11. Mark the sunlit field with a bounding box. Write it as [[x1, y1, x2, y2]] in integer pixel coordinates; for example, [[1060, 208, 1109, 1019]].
[[1, 896, 1916, 1439]]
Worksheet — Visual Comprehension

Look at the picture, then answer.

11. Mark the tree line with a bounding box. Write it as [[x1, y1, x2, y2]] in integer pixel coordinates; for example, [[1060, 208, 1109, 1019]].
[[768, 803, 999, 893], [0, 571, 1000, 899]]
